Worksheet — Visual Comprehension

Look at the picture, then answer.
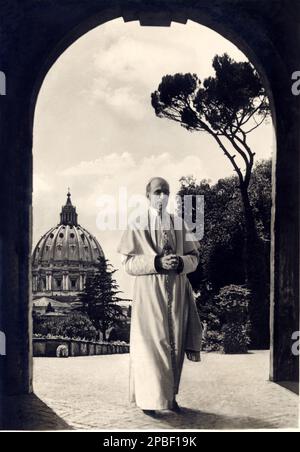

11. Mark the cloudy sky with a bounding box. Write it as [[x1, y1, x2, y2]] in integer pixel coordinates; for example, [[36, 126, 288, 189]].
[[33, 18, 274, 299]]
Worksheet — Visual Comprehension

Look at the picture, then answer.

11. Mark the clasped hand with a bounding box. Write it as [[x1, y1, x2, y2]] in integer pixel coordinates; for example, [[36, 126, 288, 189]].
[[158, 254, 179, 271]]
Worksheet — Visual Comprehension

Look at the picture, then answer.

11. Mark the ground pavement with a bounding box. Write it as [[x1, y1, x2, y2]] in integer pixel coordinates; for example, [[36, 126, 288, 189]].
[[7, 351, 299, 430]]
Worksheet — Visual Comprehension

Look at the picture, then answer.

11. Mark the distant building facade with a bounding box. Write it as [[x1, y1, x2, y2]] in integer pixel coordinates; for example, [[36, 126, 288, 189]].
[[32, 192, 105, 303]]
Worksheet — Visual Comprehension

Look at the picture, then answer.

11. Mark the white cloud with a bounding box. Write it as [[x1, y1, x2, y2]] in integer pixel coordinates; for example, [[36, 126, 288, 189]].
[[58, 151, 205, 199], [60, 152, 135, 177], [33, 174, 53, 193]]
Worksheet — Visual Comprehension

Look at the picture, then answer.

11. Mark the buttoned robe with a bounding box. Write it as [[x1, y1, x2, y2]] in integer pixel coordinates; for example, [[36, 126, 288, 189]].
[[117, 211, 202, 410]]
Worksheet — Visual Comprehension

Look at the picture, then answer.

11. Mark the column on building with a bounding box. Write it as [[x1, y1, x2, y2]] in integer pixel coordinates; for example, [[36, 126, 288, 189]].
[[63, 272, 69, 291], [79, 273, 84, 291], [46, 272, 52, 292], [32, 275, 37, 292]]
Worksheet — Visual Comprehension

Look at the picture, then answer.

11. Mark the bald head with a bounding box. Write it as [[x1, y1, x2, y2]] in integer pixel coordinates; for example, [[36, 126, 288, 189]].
[[146, 177, 170, 197], [146, 177, 170, 211]]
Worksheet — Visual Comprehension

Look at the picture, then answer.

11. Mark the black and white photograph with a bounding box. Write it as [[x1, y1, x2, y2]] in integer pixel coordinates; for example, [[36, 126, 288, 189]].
[[0, 0, 299, 434]]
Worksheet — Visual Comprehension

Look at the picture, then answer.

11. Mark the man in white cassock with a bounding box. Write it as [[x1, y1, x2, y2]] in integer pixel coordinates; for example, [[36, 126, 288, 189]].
[[117, 177, 202, 417]]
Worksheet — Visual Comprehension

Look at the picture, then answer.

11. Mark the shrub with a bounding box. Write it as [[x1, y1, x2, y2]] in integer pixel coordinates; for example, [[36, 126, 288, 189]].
[[108, 324, 130, 343], [216, 285, 250, 323], [60, 312, 97, 341], [33, 317, 59, 337], [216, 285, 251, 354], [222, 322, 251, 354], [197, 284, 251, 353], [203, 330, 225, 352], [33, 312, 97, 341], [196, 282, 223, 352]]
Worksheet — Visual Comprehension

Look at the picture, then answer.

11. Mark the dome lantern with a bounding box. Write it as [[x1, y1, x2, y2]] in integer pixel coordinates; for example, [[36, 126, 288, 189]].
[[60, 189, 78, 226]]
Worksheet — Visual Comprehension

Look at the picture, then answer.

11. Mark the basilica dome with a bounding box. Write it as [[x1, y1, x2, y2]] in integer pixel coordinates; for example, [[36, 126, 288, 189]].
[[32, 191, 104, 301], [32, 223, 104, 265]]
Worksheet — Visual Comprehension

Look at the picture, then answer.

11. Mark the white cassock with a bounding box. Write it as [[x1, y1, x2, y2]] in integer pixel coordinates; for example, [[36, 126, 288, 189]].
[[117, 206, 202, 410]]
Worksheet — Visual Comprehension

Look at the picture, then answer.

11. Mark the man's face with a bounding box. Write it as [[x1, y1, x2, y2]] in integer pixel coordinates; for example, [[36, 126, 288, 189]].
[[148, 178, 170, 211]]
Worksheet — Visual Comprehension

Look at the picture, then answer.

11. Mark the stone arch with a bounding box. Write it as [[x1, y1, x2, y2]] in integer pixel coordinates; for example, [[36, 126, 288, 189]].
[[0, 1, 298, 408]]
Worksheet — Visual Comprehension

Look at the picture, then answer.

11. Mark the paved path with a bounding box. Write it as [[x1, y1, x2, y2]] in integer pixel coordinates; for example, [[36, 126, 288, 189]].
[[21, 351, 299, 430]]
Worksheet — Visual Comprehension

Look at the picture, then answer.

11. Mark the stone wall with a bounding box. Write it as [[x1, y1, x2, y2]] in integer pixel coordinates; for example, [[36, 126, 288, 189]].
[[33, 338, 129, 358]]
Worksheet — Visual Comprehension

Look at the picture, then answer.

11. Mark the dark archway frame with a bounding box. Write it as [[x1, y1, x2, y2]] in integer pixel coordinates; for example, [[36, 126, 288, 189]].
[[0, 1, 299, 411]]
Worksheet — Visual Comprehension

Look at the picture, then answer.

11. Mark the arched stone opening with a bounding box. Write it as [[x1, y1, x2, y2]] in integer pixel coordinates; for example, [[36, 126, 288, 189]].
[[0, 2, 299, 427]]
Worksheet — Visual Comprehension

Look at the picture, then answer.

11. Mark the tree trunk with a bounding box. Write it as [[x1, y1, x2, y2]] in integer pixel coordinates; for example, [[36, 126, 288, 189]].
[[240, 184, 270, 349]]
